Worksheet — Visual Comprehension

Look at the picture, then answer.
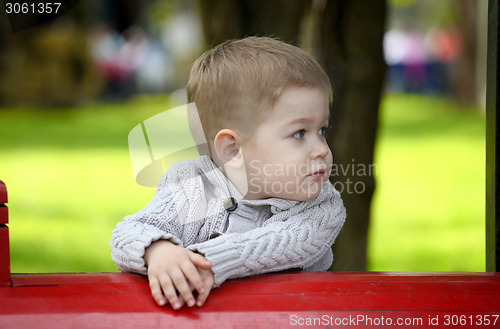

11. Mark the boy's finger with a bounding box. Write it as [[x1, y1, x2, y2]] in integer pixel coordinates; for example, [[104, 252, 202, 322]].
[[148, 276, 166, 306], [169, 269, 196, 308], [181, 262, 206, 296], [196, 284, 211, 307], [189, 252, 212, 270], [177, 295, 185, 307], [158, 273, 183, 310]]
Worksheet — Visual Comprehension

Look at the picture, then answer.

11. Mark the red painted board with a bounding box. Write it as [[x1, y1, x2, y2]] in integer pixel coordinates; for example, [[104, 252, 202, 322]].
[[1, 272, 500, 329], [11, 271, 500, 288], [11, 272, 146, 287], [2, 279, 499, 313], [2, 283, 499, 313], [0, 181, 6, 204], [0, 205, 8, 225], [0, 226, 10, 287], [1, 311, 500, 329]]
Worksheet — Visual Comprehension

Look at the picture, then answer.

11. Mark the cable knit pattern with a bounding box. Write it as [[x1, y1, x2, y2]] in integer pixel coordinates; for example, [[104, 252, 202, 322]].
[[110, 156, 346, 286]]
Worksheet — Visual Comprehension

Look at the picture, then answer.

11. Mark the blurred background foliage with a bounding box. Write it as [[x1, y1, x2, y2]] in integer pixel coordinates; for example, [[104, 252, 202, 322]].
[[0, 0, 487, 272]]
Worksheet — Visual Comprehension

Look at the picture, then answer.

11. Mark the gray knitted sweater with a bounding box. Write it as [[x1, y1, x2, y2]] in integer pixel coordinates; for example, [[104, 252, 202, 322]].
[[110, 155, 346, 286]]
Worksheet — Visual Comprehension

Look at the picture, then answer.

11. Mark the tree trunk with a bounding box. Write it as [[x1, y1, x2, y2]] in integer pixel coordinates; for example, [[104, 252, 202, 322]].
[[196, 0, 387, 271], [317, 0, 387, 270], [454, 0, 478, 104], [197, 0, 309, 47]]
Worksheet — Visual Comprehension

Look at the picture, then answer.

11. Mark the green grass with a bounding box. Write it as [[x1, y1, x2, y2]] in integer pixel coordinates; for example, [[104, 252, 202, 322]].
[[369, 94, 485, 272], [1, 95, 177, 272], [0, 93, 486, 273]]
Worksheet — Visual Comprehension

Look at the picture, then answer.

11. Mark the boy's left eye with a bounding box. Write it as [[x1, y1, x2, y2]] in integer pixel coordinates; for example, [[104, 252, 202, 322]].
[[292, 129, 306, 139]]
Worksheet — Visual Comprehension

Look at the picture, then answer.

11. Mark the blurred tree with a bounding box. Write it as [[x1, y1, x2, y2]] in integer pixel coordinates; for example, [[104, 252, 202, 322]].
[[315, 0, 386, 271], [0, 2, 99, 107], [198, 0, 308, 46], [0, 18, 100, 107], [196, 0, 387, 271], [0, 0, 150, 107], [453, 0, 478, 104]]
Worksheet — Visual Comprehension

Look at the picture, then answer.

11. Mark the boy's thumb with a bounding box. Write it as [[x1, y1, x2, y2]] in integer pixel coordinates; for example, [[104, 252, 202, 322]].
[[190, 252, 213, 269]]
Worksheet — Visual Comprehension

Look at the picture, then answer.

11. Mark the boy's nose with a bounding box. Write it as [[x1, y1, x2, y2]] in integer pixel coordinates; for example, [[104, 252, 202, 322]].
[[311, 139, 330, 159]]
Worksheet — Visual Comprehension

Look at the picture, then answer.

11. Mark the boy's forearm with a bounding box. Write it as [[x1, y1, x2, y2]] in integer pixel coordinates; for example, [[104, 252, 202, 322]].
[[110, 220, 182, 275]]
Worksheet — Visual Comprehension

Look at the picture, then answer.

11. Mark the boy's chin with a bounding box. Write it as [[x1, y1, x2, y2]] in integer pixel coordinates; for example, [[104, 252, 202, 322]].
[[288, 192, 321, 202], [245, 180, 324, 201], [275, 187, 323, 202]]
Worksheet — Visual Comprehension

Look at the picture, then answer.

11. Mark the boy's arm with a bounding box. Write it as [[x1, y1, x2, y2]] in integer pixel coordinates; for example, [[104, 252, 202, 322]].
[[110, 173, 187, 275], [188, 182, 346, 287], [110, 219, 183, 275]]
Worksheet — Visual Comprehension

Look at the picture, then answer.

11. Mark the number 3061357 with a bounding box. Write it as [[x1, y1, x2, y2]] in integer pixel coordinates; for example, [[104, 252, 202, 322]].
[[5, 2, 62, 14]]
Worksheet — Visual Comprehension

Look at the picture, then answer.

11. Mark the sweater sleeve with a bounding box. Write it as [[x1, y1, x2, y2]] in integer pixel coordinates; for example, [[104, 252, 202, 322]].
[[188, 183, 346, 286], [110, 174, 187, 275]]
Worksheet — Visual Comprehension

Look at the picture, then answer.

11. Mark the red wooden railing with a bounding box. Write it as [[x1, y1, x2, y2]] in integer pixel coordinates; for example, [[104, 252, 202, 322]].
[[1, 180, 500, 329], [0, 180, 10, 287]]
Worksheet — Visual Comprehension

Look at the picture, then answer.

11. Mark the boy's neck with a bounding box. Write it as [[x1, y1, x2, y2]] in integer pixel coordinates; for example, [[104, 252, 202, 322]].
[[212, 156, 248, 201]]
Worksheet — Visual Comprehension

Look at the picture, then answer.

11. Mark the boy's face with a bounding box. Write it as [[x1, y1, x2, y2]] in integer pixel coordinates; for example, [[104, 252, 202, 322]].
[[241, 86, 333, 201]]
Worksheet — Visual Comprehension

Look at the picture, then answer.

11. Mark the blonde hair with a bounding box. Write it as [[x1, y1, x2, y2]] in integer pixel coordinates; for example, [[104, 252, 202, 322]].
[[187, 36, 332, 142]]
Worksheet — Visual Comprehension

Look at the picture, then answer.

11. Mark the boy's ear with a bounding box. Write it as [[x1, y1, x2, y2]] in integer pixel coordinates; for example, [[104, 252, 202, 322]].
[[214, 129, 244, 169]]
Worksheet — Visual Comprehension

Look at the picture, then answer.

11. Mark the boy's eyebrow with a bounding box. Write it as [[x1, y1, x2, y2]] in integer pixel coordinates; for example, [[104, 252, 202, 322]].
[[284, 115, 330, 126], [286, 117, 312, 125]]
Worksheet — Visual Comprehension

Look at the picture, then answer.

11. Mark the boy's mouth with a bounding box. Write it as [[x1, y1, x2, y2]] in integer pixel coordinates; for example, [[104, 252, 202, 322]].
[[308, 168, 326, 178]]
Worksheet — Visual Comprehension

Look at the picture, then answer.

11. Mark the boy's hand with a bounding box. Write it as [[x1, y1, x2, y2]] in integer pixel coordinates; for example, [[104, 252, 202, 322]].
[[177, 266, 214, 307], [193, 267, 215, 307], [144, 240, 212, 309]]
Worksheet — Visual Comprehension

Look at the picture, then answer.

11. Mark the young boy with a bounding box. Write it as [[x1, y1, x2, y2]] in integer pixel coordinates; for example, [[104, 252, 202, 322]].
[[110, 36, 346, 310]]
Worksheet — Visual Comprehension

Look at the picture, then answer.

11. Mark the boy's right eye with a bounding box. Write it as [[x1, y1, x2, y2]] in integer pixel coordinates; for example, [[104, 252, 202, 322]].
[[292, 130, 306, 140]]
